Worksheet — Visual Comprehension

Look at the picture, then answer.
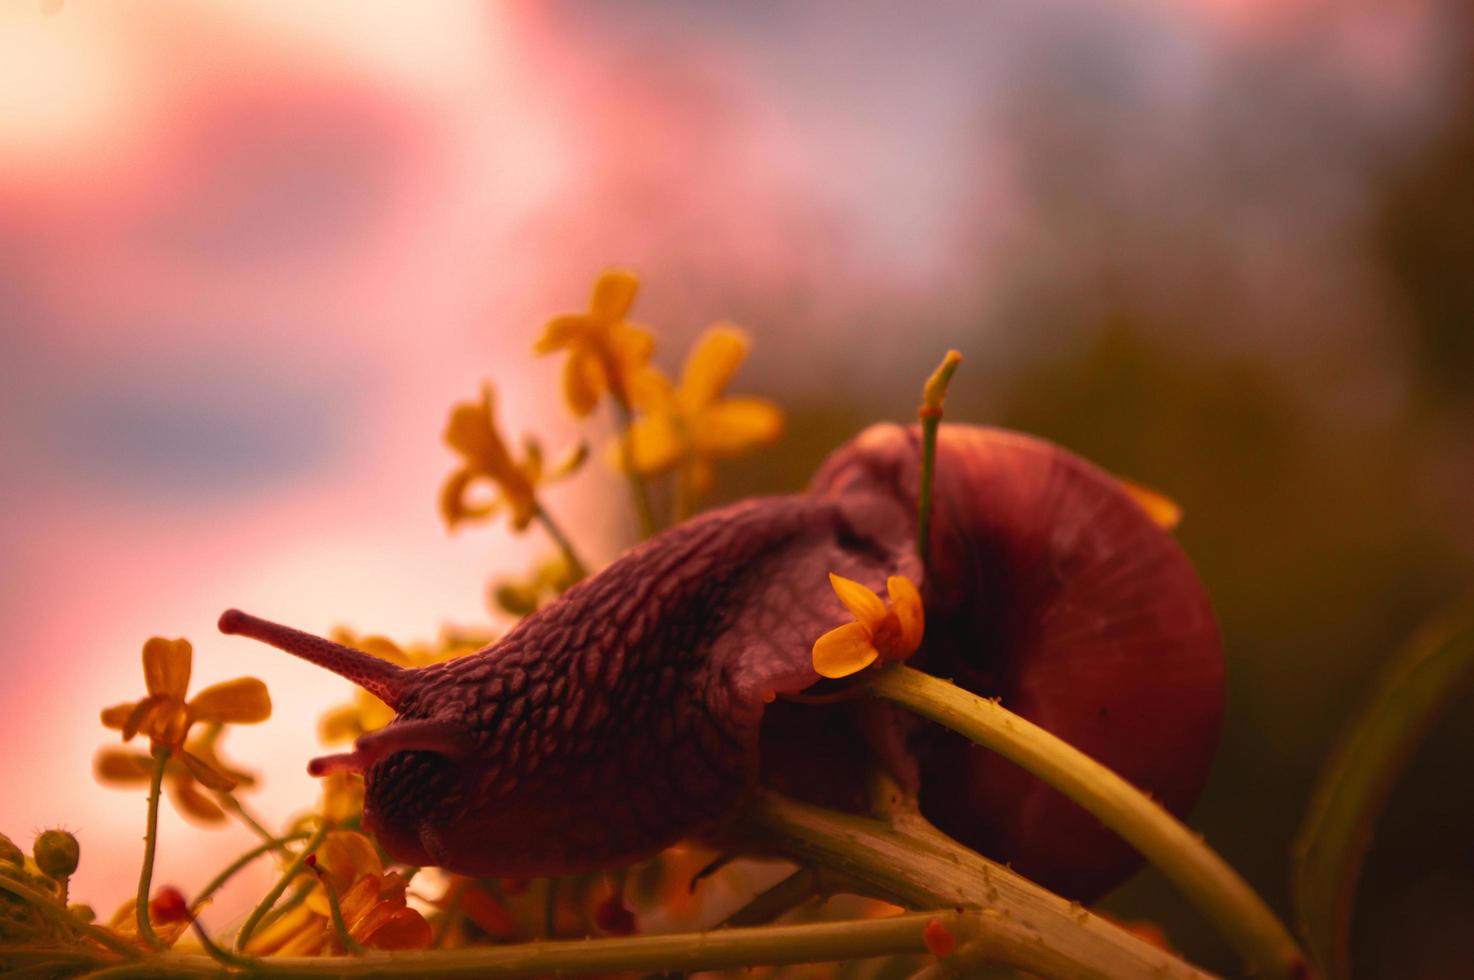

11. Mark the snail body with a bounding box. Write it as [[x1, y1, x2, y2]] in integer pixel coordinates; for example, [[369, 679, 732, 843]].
[[220, 423, 1222, 897]]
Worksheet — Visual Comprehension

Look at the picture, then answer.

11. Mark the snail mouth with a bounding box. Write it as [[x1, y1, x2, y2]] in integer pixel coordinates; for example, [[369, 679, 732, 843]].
[[306, 718, 476, 777]]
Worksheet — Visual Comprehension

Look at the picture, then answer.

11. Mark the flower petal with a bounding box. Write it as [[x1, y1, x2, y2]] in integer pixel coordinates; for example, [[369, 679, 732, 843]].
[[317, 705, 363, 745], [180, 749, 239, 792], [165, 774, 227, 824], [438, 469, 502, 531], [93, 747, 154, 785], [101, 701, 139, 731], [563, 349, 606, 417], [812, 622, 880, 679], [628, 365, 677, 413], [533, 314, 591, 354], [691, 398, 784, 458], [143, 637, 192, 699], [886, 575, 925, 656], [679, 325, 749, 410], [1117, 476, 1182, 531], [827, 573, 888, 632], [625, 413, 684, 475], [189, 677, 271, 725], [365, 906, 432, 950], [589, 269, 639, 321]]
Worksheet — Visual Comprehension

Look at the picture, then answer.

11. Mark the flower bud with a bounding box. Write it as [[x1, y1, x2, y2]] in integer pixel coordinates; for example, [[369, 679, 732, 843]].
[[32, 830, 80, 880]]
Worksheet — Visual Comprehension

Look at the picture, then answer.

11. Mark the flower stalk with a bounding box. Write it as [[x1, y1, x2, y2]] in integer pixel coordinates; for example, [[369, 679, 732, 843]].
[[135, 744, 171, 949], [234, 821, 332, 952], [916, 349, 960, 567], [533, 503, 589, 581], [868, 663, 1307, 979]]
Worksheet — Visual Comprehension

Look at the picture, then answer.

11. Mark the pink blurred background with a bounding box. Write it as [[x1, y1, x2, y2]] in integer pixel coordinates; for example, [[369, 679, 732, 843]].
[[3, 2, 1472, 975]]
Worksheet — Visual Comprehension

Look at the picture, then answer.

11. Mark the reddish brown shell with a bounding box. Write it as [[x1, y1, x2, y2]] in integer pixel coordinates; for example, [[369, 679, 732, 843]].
[[809, 424, 1225, 900]]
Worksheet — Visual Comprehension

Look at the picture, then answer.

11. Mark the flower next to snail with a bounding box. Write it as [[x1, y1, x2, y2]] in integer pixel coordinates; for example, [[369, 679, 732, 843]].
[[812, 573, 924, 679], [99, 637, 271, 793]]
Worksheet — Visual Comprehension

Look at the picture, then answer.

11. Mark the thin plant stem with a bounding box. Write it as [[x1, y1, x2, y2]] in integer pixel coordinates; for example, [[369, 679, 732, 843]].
[[234, 821, 332, 952], [312, 862, 367, 955], [217, 794, 295, 858], [533, 503, 590, 581], [192, 831, 312, 914], [135, 744, 171, 950], [611, 393, 657, 538], [721, 867, 821, 928], [257, 879, 314, 934], [916, 350, 960, 567], [869, 664, 1306, 980], [190, 918, 257, 969]]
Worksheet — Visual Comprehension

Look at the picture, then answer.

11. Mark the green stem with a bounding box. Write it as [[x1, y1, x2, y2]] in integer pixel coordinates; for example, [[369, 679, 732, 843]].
[[45, 909, 1053, 979], [192, 831, 312, 914], [533, 503, 590, 581], [234, 821, 331, 952], [869, 664, 1306, 980], [611, 394, 657, 538], [218, 794, 295, 858], [135, 744, 170, 950], [742, 790, 1213, 980], [721, 867, 821, 928], [915, 349, 960, 567], [0, 870, 140, 959], [315, 864, 367, 955]]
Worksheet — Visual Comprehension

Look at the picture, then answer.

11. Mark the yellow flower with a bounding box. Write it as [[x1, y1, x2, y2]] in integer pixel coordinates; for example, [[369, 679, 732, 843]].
[[490, 552, 579, 617], [94, 723, 256, 825], [246, 831, 430, 955], [317, 629, 484, 744], [439, 384, 586, 532], [100, 637, 270, 789], [811, 573, 925, 679], [624, 325, 784, 501], [535, 269, 656, 416]]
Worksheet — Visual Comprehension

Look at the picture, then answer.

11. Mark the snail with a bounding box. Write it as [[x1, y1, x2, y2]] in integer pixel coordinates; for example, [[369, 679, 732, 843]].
[[218, 423, 1223, 900]]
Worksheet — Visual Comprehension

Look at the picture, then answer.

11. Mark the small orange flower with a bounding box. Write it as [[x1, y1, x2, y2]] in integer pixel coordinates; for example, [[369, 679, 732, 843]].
[[95, 723, 256, 825], [535, 269, 656, 416], [623, 325, 783, 503], [811, 573, 924, 679], [439, 384, 585, 532], [100, 637, 270, 789]]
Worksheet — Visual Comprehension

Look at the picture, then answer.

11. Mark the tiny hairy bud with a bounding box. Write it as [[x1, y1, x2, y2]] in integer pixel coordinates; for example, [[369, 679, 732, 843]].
[[32, 830, 80, 880]]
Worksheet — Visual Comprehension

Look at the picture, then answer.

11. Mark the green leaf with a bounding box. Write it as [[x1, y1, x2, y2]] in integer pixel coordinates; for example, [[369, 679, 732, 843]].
[[1292, 596, 1474, 979]]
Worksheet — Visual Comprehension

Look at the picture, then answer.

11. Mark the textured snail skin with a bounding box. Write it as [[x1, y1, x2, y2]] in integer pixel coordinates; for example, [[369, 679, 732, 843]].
[[220, 423, 1222, 898], [810, 424, 1225, 900]]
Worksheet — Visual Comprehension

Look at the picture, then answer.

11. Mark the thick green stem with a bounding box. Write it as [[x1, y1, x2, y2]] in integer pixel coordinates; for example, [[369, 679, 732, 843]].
[[869, 664, 1307, 979], [316, 865, 367, 955], [533, 503, 590, 581], [135, 744, 171, 949], [234, 822, 331, 952], [742, 790, 1213, 980], [42, 909, 1058, 979]]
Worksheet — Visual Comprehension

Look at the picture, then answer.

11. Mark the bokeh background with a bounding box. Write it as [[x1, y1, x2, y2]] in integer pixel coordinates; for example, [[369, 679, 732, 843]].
[[3, 1, 1472, 975]]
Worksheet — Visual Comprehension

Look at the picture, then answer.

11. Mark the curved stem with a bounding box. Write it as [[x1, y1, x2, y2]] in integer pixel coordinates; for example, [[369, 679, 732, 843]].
[[192, 831, 312, 914], [533, 504, 590, 581], [234, 821, 331, 952], [217, 794, 294, 858], [869, 664, 1307, 980], [315, 867, 367, 955], [135, 744, 171, 950]]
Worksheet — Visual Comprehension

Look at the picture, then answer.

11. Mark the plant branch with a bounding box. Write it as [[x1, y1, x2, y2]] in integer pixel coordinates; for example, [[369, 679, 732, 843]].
[[234, 821, 331, 951], [192, 831, 312, 914], [534, 503, 590, 581], [741, 789, 1215, 980], [869, 664, 1306, 979], [135, 744, 170, 949]]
